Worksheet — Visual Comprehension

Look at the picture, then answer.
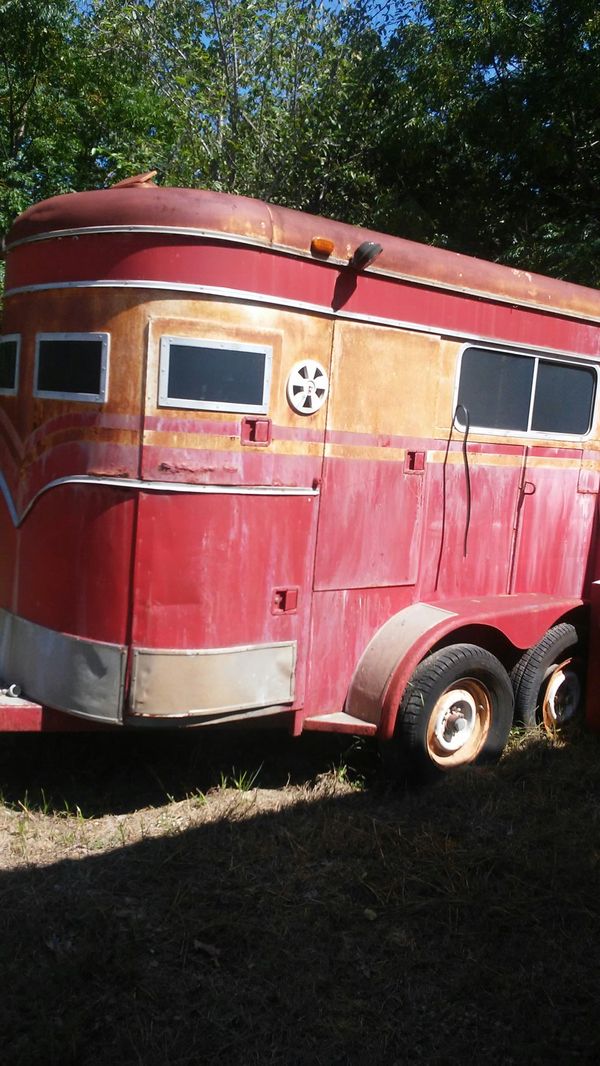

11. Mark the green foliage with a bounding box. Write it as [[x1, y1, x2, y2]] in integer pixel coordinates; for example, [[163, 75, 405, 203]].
[[0, 0, 74, 227], [75, 0, 385, 222], [0, 0, 598, 284], [373, 0, 600, 283]]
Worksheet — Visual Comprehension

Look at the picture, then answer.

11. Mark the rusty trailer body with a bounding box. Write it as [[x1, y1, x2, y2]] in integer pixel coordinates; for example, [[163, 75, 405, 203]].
[[0, 177, 598, 774]]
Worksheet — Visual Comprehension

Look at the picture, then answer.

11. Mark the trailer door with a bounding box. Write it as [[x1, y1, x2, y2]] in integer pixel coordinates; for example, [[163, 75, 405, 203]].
[[314, 320, 433, 591], [126, 302, 332, 719], [511, 445, 597, 596]]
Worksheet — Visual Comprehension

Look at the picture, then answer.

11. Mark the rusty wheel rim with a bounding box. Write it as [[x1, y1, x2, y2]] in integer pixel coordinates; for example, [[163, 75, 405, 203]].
[[541, 657, 582, 731], [426, 678, 492, 768]]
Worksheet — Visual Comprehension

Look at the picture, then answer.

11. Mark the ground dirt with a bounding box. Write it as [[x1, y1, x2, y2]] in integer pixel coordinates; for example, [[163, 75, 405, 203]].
[[1, 726, 600, 1065]]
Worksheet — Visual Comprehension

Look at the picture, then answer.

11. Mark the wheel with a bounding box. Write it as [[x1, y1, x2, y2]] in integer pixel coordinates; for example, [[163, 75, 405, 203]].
[[510, 623, 583, 730], [395, 644, 514, 780]]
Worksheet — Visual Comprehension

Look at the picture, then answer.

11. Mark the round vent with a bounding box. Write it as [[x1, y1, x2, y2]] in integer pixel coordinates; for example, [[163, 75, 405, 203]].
[[286, 360, 329, 415]]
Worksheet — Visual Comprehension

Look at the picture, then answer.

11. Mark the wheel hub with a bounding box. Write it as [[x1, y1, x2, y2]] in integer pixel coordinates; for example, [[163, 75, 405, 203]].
[[433, 689, 478, 752], [425, 676, 493, 768], [543, 661, 581, 727]]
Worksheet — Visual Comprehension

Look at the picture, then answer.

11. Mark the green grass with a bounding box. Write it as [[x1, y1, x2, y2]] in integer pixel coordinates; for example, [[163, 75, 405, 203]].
[[218, 763, 264, 792]]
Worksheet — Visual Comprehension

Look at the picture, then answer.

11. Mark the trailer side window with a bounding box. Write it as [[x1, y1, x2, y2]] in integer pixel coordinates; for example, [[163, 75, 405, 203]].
[[34, 333, 109, 403], [158, 337, 272, 413], [0, 335, 20, 394], [457, 347, 596, 436], [458, 349, 533, 431], [531, 361, 596, 434]]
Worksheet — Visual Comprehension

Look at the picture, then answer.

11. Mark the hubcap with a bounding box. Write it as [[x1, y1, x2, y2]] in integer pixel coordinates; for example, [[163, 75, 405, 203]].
[[542, 659, 581, 729], [432, 689, 477, 752], [427, 678, 492, 767]]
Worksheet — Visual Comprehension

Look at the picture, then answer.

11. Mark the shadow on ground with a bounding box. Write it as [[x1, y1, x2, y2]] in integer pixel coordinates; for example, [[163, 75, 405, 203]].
[[0, 727, 375, 815], [2, 731, 600, 1065]]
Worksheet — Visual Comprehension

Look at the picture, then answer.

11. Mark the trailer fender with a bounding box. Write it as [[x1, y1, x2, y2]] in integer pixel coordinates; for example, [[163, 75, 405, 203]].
[[346, 595, 583, 741]]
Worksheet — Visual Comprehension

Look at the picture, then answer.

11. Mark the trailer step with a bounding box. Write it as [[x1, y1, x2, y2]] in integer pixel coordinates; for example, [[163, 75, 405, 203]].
[[0, 693, 44, 730], [302, 712, 377, 735]]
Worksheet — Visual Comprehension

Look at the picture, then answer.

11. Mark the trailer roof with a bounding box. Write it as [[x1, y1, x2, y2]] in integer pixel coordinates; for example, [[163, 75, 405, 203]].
[[7, 181, 600, 321]]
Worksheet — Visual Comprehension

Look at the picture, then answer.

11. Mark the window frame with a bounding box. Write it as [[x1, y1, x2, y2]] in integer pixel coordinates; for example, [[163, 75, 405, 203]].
[[34, 332, 110, 403], [454, 343, 598, 440], [0, 333, 21, 396], [158, 335, 273, 414]]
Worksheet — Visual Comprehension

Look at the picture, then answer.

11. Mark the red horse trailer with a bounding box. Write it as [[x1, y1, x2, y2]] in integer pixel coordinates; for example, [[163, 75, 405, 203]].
[[0, 173, 598, 776]]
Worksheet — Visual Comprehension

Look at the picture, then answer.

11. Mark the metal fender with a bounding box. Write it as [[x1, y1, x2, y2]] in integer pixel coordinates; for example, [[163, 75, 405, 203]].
[[346, 594, 583, 741]]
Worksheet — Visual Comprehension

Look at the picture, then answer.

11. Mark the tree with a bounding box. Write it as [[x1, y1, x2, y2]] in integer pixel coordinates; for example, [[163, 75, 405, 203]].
[[1, 0, 598, 285], [0, 0, 76, 229], [370, 0, 600, 283], [77, 0, 387, 223]]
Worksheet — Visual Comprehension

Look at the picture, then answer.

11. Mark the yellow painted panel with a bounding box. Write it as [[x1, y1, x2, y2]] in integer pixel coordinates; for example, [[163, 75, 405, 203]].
[[144, 430, 323, 458], [327, 321, 442, 437]]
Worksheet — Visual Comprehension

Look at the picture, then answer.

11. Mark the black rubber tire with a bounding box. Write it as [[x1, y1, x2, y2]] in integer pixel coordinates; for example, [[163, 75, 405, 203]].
[[394, 643, 514, 782], [510, 623, 582, 729]]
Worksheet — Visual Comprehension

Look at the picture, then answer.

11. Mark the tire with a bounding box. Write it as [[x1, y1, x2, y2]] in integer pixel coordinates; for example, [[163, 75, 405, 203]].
[[395, 644, 514, 781], [510, 623, 583, 730]]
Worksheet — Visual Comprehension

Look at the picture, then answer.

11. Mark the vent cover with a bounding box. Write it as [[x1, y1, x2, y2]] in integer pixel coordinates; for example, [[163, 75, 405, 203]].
[[286, 360, 329, 415]]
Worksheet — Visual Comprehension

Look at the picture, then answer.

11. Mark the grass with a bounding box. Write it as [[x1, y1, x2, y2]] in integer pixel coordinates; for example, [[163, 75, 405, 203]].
[[1, 725, 600, 1064], [218, 763, 264, 792]]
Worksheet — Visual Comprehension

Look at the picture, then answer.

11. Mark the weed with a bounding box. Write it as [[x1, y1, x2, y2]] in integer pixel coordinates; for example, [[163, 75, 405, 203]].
[[187, 788, 207, 807], [61, 798, 86, 821], [326, 756, 366, 792], [218, 763, 263, 791]]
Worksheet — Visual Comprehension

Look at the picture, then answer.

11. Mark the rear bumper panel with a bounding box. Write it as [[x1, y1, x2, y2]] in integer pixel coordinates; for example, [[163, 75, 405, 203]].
[[129, 641, 296, 718], [0, 607, 127, 724], [0, 608, 297, 725]]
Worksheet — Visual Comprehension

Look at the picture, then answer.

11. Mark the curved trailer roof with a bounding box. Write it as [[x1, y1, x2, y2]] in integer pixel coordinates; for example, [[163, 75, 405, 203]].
[[6, 178, 600, 322]]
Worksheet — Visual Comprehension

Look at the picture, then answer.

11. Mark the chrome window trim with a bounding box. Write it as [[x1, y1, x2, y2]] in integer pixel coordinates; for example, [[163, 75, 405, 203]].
[[453, 342, 598, 441], [34, 331, 110, 403], [158, 334, 272, 414], [0, 333, 21, 396]]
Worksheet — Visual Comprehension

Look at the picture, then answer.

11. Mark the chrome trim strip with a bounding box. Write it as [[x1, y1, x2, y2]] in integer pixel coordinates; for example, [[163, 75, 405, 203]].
[[7, 223, 600, 325], [0, 471, 19, 526], [0, 473, 319, 527], [4, 278, 599, 361], [7, 223, 298, 256]]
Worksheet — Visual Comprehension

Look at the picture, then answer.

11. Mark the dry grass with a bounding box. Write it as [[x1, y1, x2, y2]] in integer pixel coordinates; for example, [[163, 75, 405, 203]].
[[1, 726, 600, 1064]]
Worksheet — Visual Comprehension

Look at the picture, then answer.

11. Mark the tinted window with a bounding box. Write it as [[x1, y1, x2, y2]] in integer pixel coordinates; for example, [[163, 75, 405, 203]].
[[457, 348, 534, 431], [160, 339, 271, 412], [457, 346, 596, 436], [532, 360, 596, 434], [36, 336, 107, 400], [0, 337, 18, 392]]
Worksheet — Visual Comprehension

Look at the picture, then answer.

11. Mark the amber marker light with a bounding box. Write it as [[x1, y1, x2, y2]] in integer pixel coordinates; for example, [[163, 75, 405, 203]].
[[310, 236, 335, 257]]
